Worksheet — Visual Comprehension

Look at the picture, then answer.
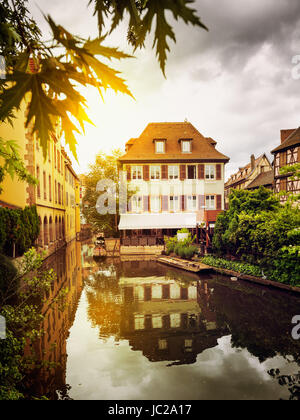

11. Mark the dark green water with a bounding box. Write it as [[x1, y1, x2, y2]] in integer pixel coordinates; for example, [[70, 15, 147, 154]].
[[27, 241, 300, 400]]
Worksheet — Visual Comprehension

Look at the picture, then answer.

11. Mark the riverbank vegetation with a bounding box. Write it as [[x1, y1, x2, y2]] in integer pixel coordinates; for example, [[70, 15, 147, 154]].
[[0, 248, 65, 400], [200, 255, 262, 277], [0, 205, 40, 258], [212, 187, 300, 286], [165, 229, 198, 259]]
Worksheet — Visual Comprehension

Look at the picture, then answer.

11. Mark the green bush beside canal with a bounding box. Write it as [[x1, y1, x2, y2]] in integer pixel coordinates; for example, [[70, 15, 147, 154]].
[[212, 188, 300, 286], [200, 255, 263, 277], [165, 231, 198, 260], [0, 206, 40, 258]]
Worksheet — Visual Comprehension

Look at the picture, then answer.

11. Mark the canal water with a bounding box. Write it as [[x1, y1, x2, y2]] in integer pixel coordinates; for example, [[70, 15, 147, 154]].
[[26, 241, 300, 400]]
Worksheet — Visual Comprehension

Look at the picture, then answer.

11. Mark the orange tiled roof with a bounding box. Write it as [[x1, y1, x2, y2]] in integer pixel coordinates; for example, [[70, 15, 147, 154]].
[[119, 122, 229, 163], [246, 170, 274, 189], [225, 154, 265, 187], [125, 138, 138, 145]]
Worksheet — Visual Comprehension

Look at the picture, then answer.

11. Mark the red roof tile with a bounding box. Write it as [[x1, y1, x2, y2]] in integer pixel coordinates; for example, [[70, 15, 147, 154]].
[[119, 122, 230, 163], [225, 154, 265, 187], [271, 127, 300, 153]]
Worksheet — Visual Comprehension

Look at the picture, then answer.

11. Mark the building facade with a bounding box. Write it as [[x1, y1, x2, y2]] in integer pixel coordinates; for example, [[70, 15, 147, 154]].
[[0, 105, 80, 257], [224, 153, 273, 206], [118, 122, 229, 246], [271, 128, 300, 203]]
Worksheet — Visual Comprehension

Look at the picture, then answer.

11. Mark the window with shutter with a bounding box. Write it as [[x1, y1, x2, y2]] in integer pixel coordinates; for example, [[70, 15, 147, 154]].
[[187, 165, 196, 179], [151, 196, 161, 212], [168, 166, 179, 180], [205, 195, 215, 210], [187, 195, 197, 210], [170, 196, 179, 212], [205, 165, 216, 180], [150, 166, 161, 180]]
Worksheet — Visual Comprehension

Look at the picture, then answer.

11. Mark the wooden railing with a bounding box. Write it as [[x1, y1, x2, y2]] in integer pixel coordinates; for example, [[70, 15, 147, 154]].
[[121, 237, 164, 247]]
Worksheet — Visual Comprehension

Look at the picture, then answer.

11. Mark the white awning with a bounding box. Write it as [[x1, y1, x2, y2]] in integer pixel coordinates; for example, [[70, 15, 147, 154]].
[[118, 213, 197, 230]]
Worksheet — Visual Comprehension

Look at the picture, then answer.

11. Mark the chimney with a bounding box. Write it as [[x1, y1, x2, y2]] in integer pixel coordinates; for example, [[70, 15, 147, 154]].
[[250, 154, 255, 170], [280, 129, 296, 144]]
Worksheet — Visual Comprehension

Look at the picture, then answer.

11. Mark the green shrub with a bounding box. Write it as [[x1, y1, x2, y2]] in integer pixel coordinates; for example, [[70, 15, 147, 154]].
[[183, 245, 198, 259], [164, 235, 178, 255], [0, 206, 40, 257], [269, 246, 300, 286], [201, 255, 262, 277], [177, 228, 189, 234], [212, 187, 300, 285], [165, 231, 197, 259]]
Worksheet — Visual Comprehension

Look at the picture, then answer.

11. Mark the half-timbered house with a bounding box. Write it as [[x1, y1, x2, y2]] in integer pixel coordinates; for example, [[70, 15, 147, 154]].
[[271, 128, 300, 202]]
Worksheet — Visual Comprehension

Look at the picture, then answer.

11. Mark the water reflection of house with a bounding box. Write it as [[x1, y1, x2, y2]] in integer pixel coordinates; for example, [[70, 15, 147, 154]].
[[118, 274, 224, 365], [25, 240, 83, 399]]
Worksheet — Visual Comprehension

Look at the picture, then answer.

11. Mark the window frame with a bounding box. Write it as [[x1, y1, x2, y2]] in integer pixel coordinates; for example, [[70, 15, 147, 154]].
[[150, 165, 161, 180], [187, 195, 197, 211], [187, 165, 197, 180], [155, 140, 165, 154], [168, 165, 179, 180], [131, 195, 143, 213], [131, 165, 143, 180], [205, 195, 216, 210], [181, 140, 191, 153], [150, 196, 161, 213], [169, 196, 180, 212], [205, 164, 216, 180]]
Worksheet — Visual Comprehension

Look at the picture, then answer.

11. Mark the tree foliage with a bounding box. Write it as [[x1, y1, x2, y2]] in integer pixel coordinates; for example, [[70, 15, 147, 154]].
[[212, 187, 300, 286], [0, 0, 207, 159], [0, 248, 57, 400], [82, 149, 124, 237], [0, 205, 40, 258], [90, 0, 208, 76], [0, 137, 37, 194]]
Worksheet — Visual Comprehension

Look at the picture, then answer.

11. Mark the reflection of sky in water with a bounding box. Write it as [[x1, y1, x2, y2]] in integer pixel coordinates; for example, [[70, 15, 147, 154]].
[[66, 287, 299, 401]]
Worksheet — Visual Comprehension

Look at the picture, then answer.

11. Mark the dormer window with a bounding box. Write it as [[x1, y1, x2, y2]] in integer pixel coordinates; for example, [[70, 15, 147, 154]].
[[155, 139, 165, 154], [181, 139, 192, 153]]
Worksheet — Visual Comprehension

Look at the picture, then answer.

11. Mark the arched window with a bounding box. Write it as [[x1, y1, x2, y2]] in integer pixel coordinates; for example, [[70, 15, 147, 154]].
[[55, 216, 59, 241], [44, 216, 49, 246], [49, 217, 53, 243], [36, 166, 40, 198], [62, 217, 65, 239], [59, 216, 62, 239], [38, 216, 43, 246]]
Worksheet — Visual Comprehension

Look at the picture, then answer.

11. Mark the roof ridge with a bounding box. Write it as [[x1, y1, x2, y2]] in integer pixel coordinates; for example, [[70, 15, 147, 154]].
[[271, 126, 300, 154]]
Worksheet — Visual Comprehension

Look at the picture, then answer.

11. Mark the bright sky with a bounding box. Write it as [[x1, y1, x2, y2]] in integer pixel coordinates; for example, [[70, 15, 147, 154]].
[[28, 0, 300, 179]]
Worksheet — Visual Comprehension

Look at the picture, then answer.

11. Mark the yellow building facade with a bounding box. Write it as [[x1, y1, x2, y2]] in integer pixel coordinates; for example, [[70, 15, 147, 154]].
[[0, 103, 28, 209], [0, 106, 81, 257]]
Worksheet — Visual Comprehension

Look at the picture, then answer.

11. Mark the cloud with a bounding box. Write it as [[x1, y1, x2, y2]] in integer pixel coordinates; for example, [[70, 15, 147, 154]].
[[28, 0, 300, 178]]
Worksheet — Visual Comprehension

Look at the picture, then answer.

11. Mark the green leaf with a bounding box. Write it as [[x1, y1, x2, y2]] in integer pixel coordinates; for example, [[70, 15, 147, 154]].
[[26, 75, 61, 160], [0, 71, 33, 121], [84, 38, 134, 61], [91, 0, 208, 74]]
